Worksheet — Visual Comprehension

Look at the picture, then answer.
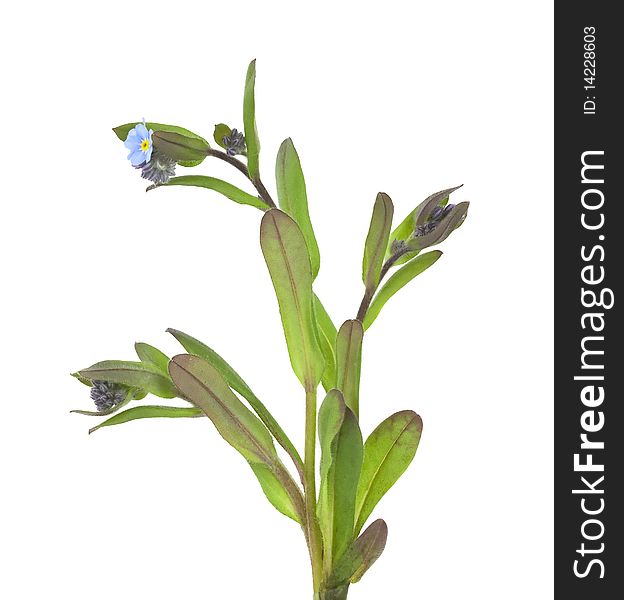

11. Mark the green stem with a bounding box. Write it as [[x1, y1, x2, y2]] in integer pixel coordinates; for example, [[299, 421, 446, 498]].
[[355, 248, 410, 321], [355, 288, 374, 323], [304, 386, 323, 592], [314, 586, 349, 600], [207, 148, 277, 208]]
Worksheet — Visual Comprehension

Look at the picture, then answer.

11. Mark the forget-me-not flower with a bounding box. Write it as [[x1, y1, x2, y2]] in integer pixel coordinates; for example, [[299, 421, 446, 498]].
[[124, 120, 154, 166]]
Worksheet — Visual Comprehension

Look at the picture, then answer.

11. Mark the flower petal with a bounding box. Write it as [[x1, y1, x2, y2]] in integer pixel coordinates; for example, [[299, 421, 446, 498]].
[[124, 129, 139, 150], [144, 145, 153, 163], [135, 122, 149, 140], [129, 149, 146, 166]]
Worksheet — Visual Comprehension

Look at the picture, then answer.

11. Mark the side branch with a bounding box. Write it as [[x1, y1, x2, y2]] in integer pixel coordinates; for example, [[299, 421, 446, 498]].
[[207, 148, 276, 208]]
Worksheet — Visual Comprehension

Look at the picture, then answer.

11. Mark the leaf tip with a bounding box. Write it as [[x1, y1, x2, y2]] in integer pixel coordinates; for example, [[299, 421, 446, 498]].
[[170, 353, 189, 367], [246, 58, 257, 78], [398, 409, 423, 433], [368, 517, 389, 539]]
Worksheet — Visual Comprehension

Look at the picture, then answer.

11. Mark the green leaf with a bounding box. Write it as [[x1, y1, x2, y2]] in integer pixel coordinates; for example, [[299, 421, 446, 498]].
[[335, 320, 364, 418], [313, 295, 338, 392], [243, 59, 260, 180], [318, 390, 364, 567], [152, 131, 210, 165], [363, 250, 443, 330], [169, 354, 278, 464], [78, 361, 177, 398], [166, 328, 304, 477], [213, 123, 232, 149], [362, 193, 394, 290], [167, 329, 257, 404], [71, 372, 93, 387], [328, 519, 388, 587], [169, 354, 305, 523], [112, 122, 210, 168], [88, 405, 202, 434], [260, 209, 325, 390], [275, 138, 321, 279], [385, 185, 463, 266], [249, 462, 303, 524], [113, 121, 208, 143], [157, 175, 267, 210], [135, 343, 170, 374], [355, 411, 422, 534]]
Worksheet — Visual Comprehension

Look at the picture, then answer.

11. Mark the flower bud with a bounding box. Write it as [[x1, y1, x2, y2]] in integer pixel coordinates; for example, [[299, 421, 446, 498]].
[[140, 150, 176, 185], [90, 381, 128, 412]]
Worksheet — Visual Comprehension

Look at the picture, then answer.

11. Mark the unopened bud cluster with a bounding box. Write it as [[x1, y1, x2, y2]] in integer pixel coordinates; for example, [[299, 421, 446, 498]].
[[90, 381, 127, 412], [413, 204, 455, 237]]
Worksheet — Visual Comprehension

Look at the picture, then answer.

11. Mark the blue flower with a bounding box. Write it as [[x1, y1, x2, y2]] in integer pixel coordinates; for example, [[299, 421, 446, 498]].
[[124, 120, 153, 166]]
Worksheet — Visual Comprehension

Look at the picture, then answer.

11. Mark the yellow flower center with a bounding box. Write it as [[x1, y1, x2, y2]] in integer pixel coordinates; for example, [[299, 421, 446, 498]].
[[140, 139, 150, 152]]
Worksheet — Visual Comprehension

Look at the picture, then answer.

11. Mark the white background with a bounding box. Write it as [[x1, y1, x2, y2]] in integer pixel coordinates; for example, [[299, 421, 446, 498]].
[[1, 1, 553, 598]]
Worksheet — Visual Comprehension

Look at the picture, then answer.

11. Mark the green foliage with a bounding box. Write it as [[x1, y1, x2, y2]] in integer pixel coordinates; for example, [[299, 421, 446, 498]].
[[318, 390, 363, 569], [213, 123, 232, 149], [355, 411, 422, 534], [78, 360, 177, 398], [334, 320, 363, 417], [169, 354, 304, 523], [134, 342, 170, 374], [158, 175, 268, 209], [260, 209, 325, 390], [243, 59, 260, 180], [363, 250, 443, 329], [88, 405, 202, 434], [328, 519, 388, 586], [314, 295, 338, 392], [82, 60, 471, 598], [250, 463, 303, 523], [112, 121, 208, 144], [169, 354, 278, 464], [362, 193, 394, 290], [152, 131, 210, 164], [276, 138, 321, 279], [112, 122, 210, 167], [166, 328, 303, 475]]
